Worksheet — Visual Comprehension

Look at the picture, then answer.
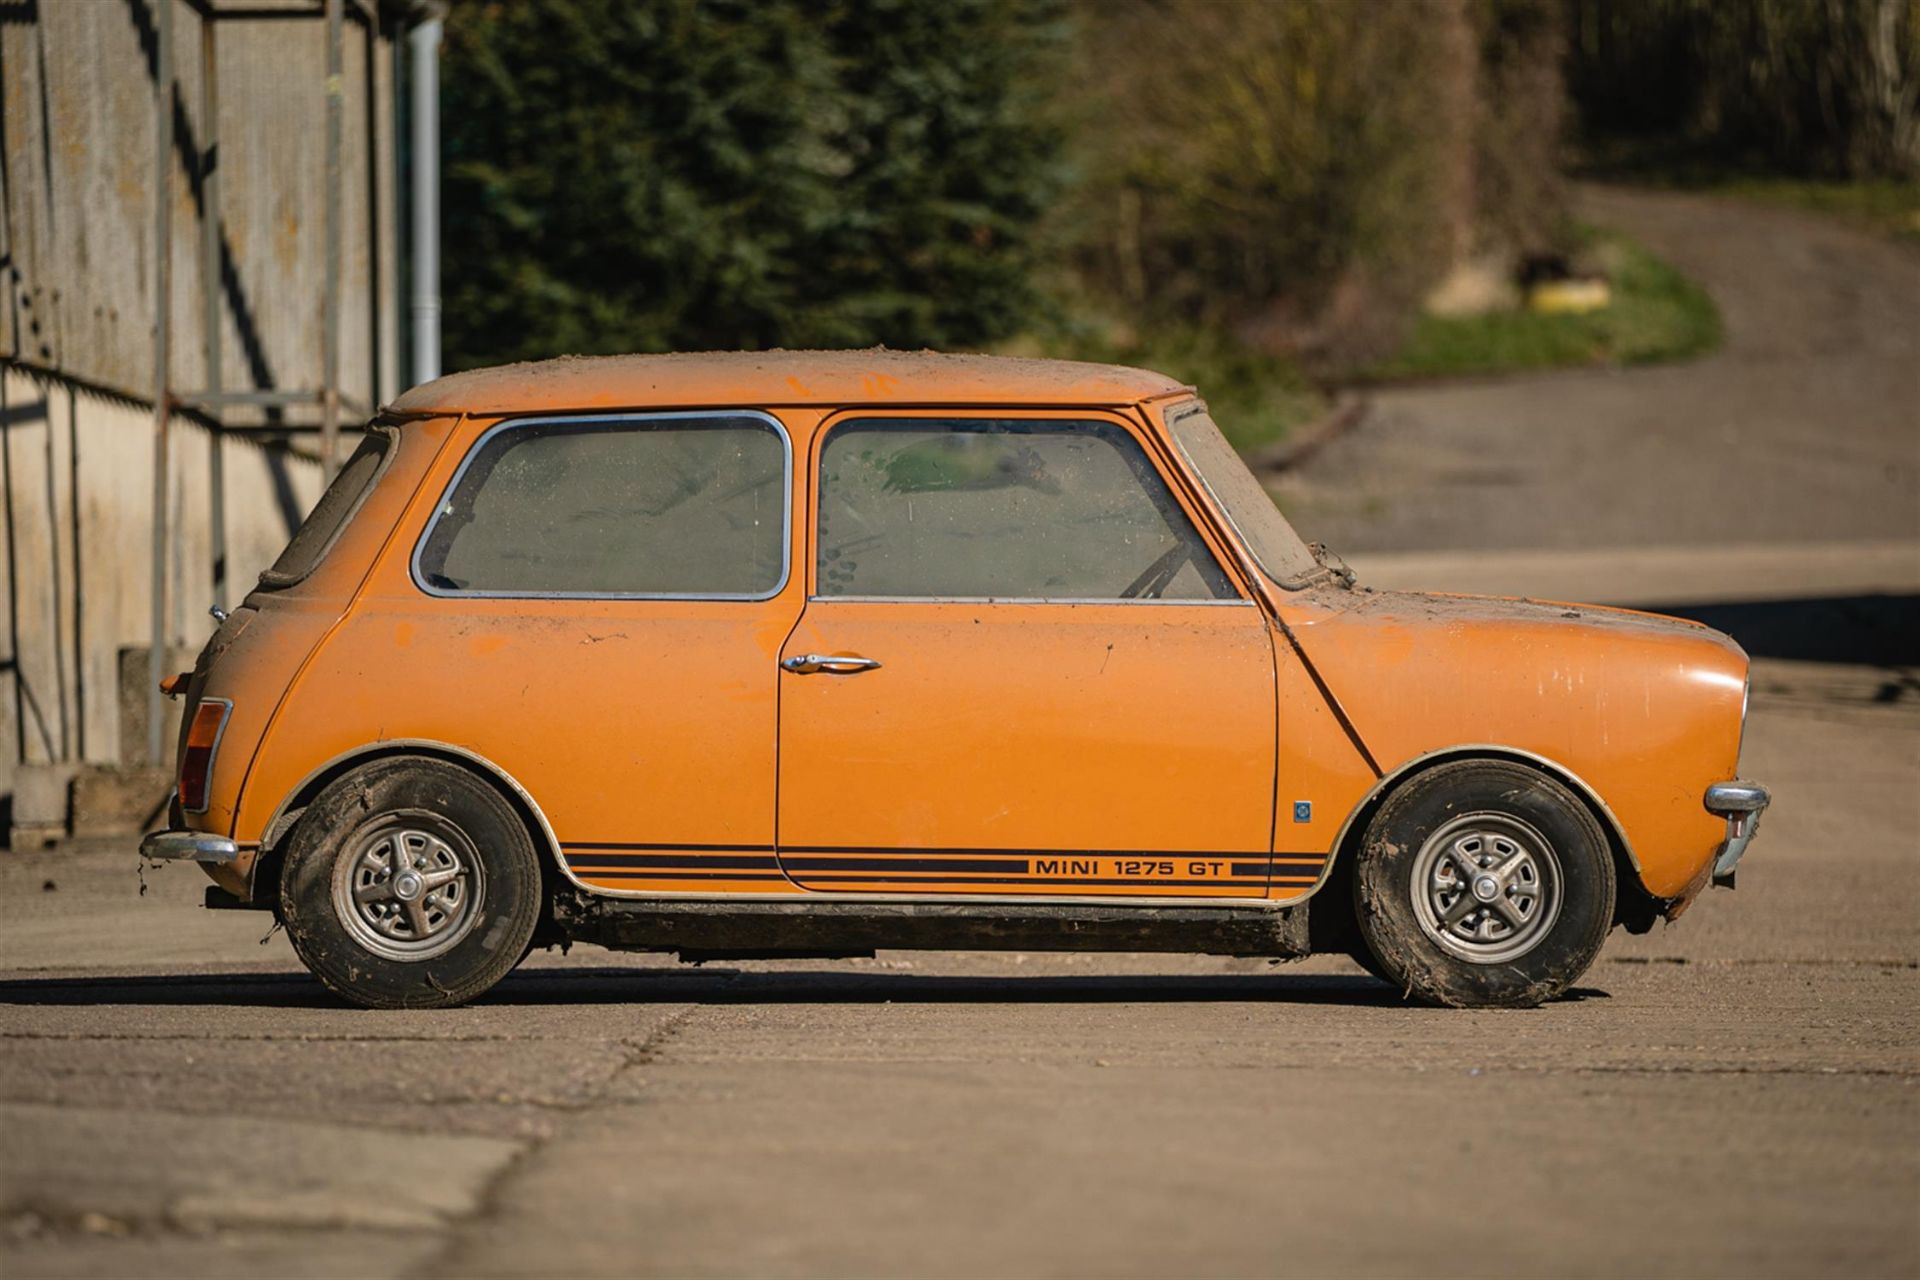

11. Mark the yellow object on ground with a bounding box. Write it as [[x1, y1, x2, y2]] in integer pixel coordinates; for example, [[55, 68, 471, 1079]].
[[1528, 278, 1612, 314]]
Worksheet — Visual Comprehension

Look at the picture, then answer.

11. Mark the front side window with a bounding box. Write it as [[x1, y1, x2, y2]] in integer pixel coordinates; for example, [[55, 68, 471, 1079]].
[[415, 414, 788, 597], [816, 418, 1235, 600]]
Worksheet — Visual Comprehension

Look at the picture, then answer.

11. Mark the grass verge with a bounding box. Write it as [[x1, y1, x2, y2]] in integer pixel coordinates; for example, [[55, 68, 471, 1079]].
[[1365, 226, 1721, 382], [1572, 139, 1920, 244], [1706, 177, 1920, 244]]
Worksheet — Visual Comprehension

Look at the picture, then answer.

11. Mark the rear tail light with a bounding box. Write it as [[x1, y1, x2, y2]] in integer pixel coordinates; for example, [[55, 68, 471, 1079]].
[[178, 699, 232, 814]]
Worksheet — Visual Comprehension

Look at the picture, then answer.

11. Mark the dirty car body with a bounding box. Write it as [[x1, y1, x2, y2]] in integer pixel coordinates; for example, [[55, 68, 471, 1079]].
[[143, 351, 1770, 1008]]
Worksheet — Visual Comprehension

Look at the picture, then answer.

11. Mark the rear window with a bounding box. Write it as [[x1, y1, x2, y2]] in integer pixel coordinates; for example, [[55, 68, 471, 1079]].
[[413, 413, 789, 598], [257, 428, 394, 588]]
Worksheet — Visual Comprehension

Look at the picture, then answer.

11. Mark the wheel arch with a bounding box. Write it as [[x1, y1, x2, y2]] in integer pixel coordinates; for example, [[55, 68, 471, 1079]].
[[1307, 744, 1657, 941], [252, 740, 568, 904]]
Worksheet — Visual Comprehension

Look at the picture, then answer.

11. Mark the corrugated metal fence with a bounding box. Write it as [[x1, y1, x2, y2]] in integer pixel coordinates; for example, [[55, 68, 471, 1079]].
[[1, 0, 406, 821]]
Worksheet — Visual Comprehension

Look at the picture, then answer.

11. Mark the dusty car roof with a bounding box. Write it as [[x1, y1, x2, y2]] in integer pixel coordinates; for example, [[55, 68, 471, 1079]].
[[387, 350, 1190, 416]]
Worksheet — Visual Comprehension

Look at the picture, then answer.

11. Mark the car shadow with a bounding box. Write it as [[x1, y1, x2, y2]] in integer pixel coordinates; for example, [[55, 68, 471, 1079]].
[[0, 966, 1610, 1011]]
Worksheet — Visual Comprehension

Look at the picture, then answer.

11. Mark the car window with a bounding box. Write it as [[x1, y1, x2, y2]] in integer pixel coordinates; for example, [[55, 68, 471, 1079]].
[[258, 427, 394, 588], [415, 414, 788, 597], [816, 418, 1236, 600], [1165, 402, 1322, 588]]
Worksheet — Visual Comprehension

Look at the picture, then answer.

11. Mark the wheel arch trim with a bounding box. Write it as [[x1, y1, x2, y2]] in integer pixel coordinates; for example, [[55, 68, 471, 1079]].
[[259, 740, 571, 886], [1293, 742, 1643, 905]]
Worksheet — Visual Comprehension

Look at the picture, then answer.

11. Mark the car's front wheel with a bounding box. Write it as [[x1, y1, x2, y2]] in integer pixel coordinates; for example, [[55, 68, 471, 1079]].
[[279, 758, 542, 1009], [1352, 759, 1616, 1008]]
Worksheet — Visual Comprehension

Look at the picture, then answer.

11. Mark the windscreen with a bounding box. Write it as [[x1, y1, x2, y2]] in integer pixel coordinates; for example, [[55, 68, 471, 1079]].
[[1165, 403, 1321, 588]]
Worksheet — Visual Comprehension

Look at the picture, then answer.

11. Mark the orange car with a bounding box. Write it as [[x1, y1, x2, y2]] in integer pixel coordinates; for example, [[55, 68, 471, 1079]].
[[142, 352, 1769, 1009]]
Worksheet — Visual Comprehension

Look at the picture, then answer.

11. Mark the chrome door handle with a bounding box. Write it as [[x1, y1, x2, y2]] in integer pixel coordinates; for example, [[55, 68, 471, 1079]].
[[781, 653, 883, 675]]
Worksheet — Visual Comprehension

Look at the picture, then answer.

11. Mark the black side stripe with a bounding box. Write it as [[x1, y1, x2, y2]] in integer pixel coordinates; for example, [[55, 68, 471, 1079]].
[[566, 861, 1304, 879], [571, 870, 792, 882], [784, 856, 1031, 874], [781, 876, 1312, 887], [566, 842, 776, 853], [563, 846, 1325, 865], [565, 853, 782, 870], [563, 849, 1326, 881], [777, 845, 1301, 858], [579, 872, 1316, 888]]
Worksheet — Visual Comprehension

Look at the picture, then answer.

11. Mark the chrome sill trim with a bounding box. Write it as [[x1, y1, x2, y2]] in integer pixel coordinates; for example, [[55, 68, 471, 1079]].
[[564, 888, 1292, 910], [140, 830, 241, 864]]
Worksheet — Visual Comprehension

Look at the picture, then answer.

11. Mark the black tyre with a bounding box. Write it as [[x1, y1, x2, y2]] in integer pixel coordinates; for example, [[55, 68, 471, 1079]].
[[1351, 759, 1615, 1008], [279, 758, 542, 1009]]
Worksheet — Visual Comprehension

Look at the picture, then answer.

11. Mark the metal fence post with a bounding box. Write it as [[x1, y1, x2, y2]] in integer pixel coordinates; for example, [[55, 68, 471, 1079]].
[[409, 14, 441, 386], [199, 8, 227, 615], [321, 0, 345, 477], [148, 0, 175, 766]]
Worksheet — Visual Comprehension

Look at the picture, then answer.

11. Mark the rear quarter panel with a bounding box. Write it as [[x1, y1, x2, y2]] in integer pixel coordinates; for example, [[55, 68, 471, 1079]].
[[202, 417, 459, 867]]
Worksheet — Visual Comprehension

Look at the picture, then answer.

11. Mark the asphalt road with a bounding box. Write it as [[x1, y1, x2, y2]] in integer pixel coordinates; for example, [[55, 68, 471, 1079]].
[[1276, 185, 1920, 554], [3, 188, 1917, 1279]]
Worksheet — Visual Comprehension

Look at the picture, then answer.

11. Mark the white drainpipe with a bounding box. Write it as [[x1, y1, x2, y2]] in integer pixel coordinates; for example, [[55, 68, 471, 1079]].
[[409, 14, 442, 386]]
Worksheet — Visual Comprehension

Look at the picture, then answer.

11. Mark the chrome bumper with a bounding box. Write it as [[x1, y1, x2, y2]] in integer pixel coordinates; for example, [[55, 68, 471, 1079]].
[[140, 829, 240, 864], [1704, 781, 1770, 888]]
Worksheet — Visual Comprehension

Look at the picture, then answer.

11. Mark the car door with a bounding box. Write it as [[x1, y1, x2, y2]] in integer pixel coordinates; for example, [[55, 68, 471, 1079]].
[[776, 409, 1278, 898]]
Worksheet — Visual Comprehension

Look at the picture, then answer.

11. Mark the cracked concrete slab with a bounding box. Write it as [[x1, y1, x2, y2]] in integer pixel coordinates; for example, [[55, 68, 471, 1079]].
[[0, 1228, 444, 1280], [432, 1059, 1917, 1280], [0, 1103, 522, 1233]]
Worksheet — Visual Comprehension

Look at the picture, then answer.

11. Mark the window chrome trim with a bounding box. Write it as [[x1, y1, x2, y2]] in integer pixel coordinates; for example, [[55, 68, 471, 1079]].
[[409, 410, 794, 601]]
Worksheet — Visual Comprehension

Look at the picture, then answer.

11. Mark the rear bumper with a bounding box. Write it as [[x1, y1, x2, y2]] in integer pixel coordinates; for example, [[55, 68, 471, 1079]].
[[1704, 781, 1770, 888], [139, 829, 240, 864]]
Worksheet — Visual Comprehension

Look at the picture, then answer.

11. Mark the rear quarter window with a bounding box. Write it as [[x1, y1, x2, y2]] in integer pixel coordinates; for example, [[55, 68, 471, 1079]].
[[257, 427, 395, 588], [412, 413, 790, 598]]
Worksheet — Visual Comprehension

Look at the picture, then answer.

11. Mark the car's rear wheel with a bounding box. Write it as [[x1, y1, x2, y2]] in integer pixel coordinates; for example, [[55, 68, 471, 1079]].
[[279, 758, 542, 1009], [1351, 759, 1615, 1008]]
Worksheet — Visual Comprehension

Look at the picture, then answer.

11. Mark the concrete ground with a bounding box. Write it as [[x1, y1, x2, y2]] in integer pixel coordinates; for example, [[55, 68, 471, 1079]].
[[2, 187, 1917, 1278]]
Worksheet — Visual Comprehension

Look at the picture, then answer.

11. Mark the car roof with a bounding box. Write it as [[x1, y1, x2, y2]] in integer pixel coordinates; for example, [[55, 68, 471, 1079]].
[[387, 350, 1190, 417]]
